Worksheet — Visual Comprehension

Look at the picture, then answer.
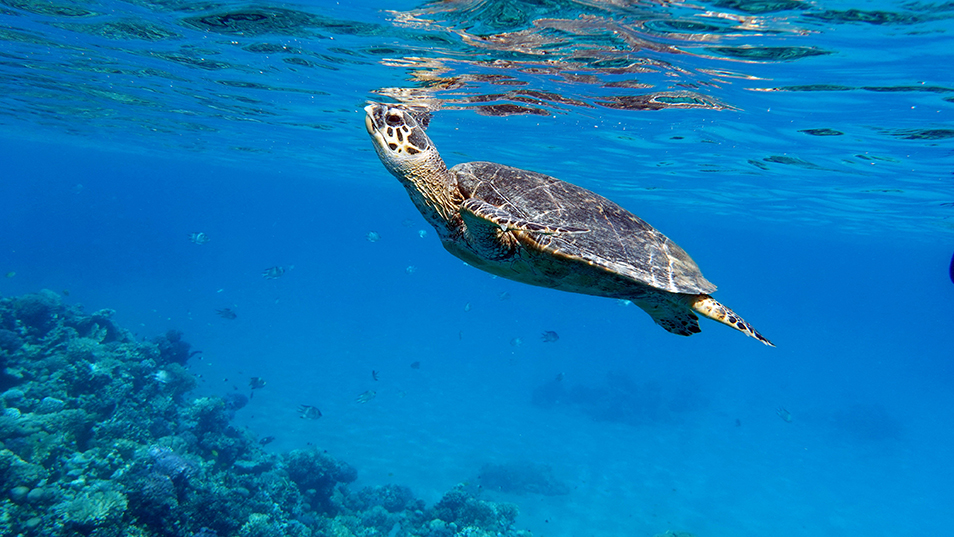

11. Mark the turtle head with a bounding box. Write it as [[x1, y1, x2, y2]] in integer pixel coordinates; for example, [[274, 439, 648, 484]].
[[365, 103, 461, 231], [364, 103, 445, 180]]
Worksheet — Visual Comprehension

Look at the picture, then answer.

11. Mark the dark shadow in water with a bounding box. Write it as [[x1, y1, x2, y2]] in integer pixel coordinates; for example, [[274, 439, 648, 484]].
[[532, 371, 708, 426], [477, 461, 571, 496], [830, 403, 904, 442]]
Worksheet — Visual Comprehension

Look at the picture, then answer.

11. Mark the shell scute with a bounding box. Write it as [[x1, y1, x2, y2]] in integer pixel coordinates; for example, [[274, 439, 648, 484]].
[[452, 161, 715, 294]]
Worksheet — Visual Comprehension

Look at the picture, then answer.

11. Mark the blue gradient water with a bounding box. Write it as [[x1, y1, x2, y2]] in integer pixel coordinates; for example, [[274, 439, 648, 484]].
[[1, 0, 952, 535]]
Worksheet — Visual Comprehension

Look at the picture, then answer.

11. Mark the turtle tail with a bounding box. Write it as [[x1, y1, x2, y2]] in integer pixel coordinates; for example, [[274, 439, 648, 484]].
[[690, 294, 774, 347]]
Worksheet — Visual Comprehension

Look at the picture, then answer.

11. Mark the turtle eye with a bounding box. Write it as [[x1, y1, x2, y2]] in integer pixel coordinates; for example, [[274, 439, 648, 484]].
[[385, 113, 403, 127]]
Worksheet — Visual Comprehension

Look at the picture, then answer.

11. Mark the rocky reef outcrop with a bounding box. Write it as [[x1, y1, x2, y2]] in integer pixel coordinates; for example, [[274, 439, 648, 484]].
[[0, 291, 529, 537]]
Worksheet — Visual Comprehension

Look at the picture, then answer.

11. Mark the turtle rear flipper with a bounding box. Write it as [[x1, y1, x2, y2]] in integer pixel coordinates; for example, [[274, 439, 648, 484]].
[[691, 295, 774, 346], [633, 299, 702, 337]]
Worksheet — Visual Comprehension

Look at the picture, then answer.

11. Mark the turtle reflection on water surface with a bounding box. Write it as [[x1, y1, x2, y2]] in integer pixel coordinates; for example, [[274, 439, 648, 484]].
[[364, 103, 772, 346]]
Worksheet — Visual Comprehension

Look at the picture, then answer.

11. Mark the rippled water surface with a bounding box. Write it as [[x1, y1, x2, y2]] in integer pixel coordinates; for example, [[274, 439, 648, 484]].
[[2, 0, 952, 234], [1, 0, 953, 536]]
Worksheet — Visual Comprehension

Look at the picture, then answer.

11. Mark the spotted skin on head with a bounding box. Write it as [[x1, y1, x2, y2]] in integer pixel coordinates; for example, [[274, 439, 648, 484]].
[[377, 111, 428, 156], [364, 104, 460, 228]]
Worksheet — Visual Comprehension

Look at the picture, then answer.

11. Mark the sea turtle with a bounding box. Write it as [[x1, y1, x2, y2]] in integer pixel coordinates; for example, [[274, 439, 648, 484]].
[[364, 103, 773, 346]]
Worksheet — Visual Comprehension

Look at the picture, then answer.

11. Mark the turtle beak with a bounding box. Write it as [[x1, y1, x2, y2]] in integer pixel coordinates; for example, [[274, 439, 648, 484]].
[[364, 104, 390, 152], [364, 112, 375, 136], [364, 104, 381, 135]]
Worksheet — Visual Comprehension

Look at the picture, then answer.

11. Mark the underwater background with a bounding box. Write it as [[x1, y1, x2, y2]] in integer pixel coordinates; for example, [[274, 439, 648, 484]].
[[1, 0, 952, 536]]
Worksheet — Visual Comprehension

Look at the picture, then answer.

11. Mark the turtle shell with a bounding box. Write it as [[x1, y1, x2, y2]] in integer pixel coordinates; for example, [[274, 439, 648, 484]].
[[452, 161, 716, 295]]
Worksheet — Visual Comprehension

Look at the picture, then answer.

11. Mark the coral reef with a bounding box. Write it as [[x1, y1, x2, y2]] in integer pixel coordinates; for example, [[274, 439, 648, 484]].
[[284, 447, 358, 515], [429, 484, 521, 535], [0, 291, 533, 537], [344, 484, 418, 514]]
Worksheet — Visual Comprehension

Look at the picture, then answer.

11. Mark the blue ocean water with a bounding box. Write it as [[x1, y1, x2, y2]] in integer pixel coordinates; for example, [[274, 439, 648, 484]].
[[1, 0, 952, 535]]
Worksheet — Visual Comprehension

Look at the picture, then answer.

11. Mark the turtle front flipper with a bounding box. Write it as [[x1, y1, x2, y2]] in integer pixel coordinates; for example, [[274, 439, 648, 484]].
[[460, 198, 587, 260], [462, 198, 588, 233], [690, 294, 774, 346]]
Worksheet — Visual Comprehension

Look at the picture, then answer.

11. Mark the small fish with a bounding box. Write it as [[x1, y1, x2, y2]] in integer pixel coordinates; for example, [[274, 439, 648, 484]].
[[249, 377, 266, 390], [366, 231, 381, 242], [189, 232, 210, 245], [216, 308, 237, 320], [418, 229, 427, 239], [509, 337, 523, 347], [498, 291, 510, 300], [555, 372, 565, 382], [776, 407, 793, 423], [298, 405, 322, 420], [259, 436, 275, 445], [405, 265, 417, 274], [372, 370, 379, 381], [541, 330, 560, 343], [463, 302, 471, 312], [5, 271, 14, 278], [262, 266, 285, 279], [356, 390, 376, 403], [410, 361, 421, 370], [153, 370, 172, 384]]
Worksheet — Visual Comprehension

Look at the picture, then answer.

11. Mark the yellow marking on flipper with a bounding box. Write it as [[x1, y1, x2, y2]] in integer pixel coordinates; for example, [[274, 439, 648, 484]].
[[690, 294, 774, 347]]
